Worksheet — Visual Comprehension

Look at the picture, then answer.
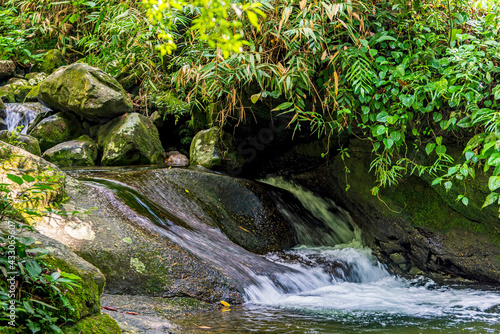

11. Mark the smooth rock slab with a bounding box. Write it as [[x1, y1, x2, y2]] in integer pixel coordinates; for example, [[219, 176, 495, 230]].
[[38, 63, 133, 121], [43, 135, 98, 167], [97, 112, 164, 166]]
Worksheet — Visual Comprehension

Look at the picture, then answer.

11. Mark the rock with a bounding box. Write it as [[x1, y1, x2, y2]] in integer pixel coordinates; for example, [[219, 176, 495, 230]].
[[0, 118, 6, 131], [390, 252, 406, 265], [165, 153, 189, 167], [43, 135, 98, 167], [63, 314, 121, 334], [0, 224, 107, 321], [0, 130, 41, 156], [190, 127, 243, 170], [23, 83, 40, 102], [0, 141, 65, 219], [0, 81, 33, 103], [97, 112, 164, 166], [38, 63, 133, 121], [150, 110, 163, 127], [30, 111, 83, 151], [26, 72, 47, 86], [36, 49, 67, 74], [0, 60, 15, 78]]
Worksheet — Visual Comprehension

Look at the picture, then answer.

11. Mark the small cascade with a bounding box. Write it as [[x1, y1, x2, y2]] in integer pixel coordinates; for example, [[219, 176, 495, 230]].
[[2, 103, 50, 133], [263, 176, 362, 247]]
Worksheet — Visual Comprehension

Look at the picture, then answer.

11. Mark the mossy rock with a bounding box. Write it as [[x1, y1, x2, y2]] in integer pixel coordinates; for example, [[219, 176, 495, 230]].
[[30, 111, 83, 152], [43, 135, 98, 167], [0, 60, 16, 78], [0, 118, 6, 131], [97, 112, 164, 166], [34, 49, 67, 74], [24, 83, 41, 102], [0, 130, 41, 156], [190, 127, 244, 171], [38, 63, 133, 121], [0, 141, 65, 222], [63, 314, 121, 334], [26, 72, 47, 86], [0, 97, 5, 112]]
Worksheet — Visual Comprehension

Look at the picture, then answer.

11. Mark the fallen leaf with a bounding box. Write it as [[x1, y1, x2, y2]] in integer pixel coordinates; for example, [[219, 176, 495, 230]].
[[102, 306, 118, 312], [126, 311, 139, 315], [220, 300, 230, 307]]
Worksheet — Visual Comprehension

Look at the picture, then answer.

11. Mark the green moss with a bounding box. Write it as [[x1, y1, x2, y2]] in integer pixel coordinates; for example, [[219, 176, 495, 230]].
[[30, 112, 83, 151], [24, 83, 41, 102], [37, 49, 66, 74], [44, 257, 103, 321], [62, 314, 121, 334]]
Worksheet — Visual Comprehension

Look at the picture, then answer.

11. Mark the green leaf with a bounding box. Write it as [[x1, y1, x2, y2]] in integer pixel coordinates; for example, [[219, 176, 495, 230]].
[[383, 138, 394, 149], [488, 152, 500, 166], [386, 115, 398, 124], [250, 93, 261, 104], [25, 259, 42, 279], [246, 11, 259, 29], [461, 197, 469, 206], [376, 112, 388, 123], [488, 176, 500, 191], [482, 192, 499, 208], [361, 106, 370, 114], [444, 181, 452, 191], [7, 174, 23, 186], [425, 143, 436, 155], [431, 177, 443, 186], [22, 175, 35, 183], [273, 102, 293, 111], [465, 151, 474, 161], [448, 165, 459, 176], [436, 145, 447, 155]]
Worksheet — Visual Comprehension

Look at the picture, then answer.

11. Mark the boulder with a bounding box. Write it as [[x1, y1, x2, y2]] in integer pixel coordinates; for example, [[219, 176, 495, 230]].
[[30, 111, 83, 151], [0, 81, 33, 103], [0, 130, 41, 156], [43, 135, 98, 167], [165, 152, 189, 167], [0, 60, 15, 78], [190, 127, 243, 170], [35, 49, 66, 74], [0, 118, 6, 131], [97, 112, 164, 166], [38, 63, 133, 121]]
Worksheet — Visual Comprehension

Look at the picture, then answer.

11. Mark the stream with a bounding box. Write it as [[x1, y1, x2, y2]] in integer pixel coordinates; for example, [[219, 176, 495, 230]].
[[68, 168, 500, 333]]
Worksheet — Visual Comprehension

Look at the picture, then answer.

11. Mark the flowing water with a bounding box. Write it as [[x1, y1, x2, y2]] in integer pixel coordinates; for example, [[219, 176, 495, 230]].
[[71, 168, 500, 333], [2, 103, 50, 133]]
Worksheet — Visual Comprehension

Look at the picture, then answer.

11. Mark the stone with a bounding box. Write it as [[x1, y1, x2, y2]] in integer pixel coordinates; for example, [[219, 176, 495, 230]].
[[38, 63, 133, 121], [26, 72, 47, 86], [43, 135, 98, 167], [0, 130, 41, 156], [97, 112, 164, 166], [0, 60, 15, 78], [0, 81, 33, 103], [165, 153, 189, 167], [30, 111, 83, 151], [0, 118, 6, 131], [390, 252, 406, 265], [190, 127, 243, 170], [36, 49, 67, 74], [150, 110, 163, 127]]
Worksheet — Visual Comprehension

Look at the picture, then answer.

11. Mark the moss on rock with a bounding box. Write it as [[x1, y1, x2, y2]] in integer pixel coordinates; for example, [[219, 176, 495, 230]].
[[63, 314, 121, 334], [0, 130, 41, 156], [97, 112, 164, 166], [38, 63, 133, 121], [34, 49, 67, 74], [43, 135, 98, 167], [30, 111, 83, 152]]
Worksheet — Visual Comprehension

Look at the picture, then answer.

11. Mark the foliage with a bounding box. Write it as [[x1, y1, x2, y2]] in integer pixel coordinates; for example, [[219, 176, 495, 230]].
[[163, 0, 500, 215], [143, 0, 266, 57], [0, 172, 81, 332]]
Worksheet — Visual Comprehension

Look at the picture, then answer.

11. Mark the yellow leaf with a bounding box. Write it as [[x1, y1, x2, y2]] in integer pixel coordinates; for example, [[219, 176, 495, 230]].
[[222, 308, 231, 312], [220, 300, 231, 307], [238, 226, 250, 233], [299, 0, 307, 11], [334, 71, 339, 96], [185, 189, 189, 193]]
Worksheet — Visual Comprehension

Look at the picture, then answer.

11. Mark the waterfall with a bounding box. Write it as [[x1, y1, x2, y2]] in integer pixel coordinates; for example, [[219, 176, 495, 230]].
[[2, 103, 50, 134]]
